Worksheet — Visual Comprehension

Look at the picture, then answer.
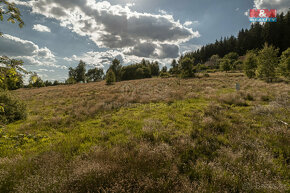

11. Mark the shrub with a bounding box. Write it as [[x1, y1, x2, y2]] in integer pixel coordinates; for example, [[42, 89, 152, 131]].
[[220, 59, 231, 72], [218, 93, 248, 106], [278, 48, 290, 80], [203, 73, 210, 77], [0, 91, 27, 124], [160, 72, 171, 78], [261, 95, 271, 102], [257, 44, 279, 82], [244, 51, 258, 78], [106, 70, 116, 85], [180, 57, 195, 78]]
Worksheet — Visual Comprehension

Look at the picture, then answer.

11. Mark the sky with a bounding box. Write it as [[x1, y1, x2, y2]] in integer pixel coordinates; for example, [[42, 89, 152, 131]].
[[0, 0, 289, 82]]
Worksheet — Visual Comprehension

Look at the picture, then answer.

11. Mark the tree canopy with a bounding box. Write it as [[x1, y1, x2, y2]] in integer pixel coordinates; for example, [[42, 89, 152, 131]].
[[0, 0, 24, 36]]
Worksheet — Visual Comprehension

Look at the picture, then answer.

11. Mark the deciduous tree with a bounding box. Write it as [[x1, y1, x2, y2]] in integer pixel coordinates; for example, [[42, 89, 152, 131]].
[[244, 51, 258, 78], [257, 44, 279, 82], [106, 70, 116, 85], [278, 48, 290, 80]]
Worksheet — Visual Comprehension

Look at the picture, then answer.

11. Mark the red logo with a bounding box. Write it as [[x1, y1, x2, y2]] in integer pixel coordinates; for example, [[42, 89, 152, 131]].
[[249, 9, 277, 18]]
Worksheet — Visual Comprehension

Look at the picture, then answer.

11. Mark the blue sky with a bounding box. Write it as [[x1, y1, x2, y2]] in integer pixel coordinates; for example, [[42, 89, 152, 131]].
[[0, 0, 289, 81]]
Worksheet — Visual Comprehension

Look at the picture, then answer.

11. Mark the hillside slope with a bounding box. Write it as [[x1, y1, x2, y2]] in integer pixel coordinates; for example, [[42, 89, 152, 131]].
[[1, 72, 289, 192]]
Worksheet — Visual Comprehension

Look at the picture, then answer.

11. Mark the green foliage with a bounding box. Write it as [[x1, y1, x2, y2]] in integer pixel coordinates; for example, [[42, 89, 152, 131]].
[[244, 51, 258, 78], [233, 60, 243, 71], [182, 11, 290, 64], [29, 73, 44, 88], [107, 58, 122, 82], [135, 68, 144, 79], [161, 66, 167, 73], [120, 60, 154, 81], [75, 60, 86, 82], [220, 59, 231, 72], [0, 74, 289, 192], [169, 59, 179, 75], [257, 44, 279, 82], [208, 54, 220, 69], [65, 77, 76, 85], [0, 91, 26, 124], [196, 63, 207, 72], [180, 57, 195, 78], [44, 80, 53, 87], [86, 68, 104, 82], [106, 70, 116, 85], [278, 48, 290, 80], [0, 0, 24, 36], [160, 72, 170, 78], [68, 60, 86, 83], [222, 52, 239, 70], [224, 52, 239, 63], [149, 61, 160, 76], [0, 56, 26, 90]]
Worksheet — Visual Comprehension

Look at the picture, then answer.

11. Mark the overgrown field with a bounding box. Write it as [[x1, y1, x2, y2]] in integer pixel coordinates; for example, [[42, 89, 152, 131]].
[[0, 72, 289, 192]]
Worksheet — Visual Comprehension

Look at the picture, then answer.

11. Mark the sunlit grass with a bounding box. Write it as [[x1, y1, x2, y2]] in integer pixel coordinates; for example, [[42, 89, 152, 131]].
[[0, 72, 289, 192]]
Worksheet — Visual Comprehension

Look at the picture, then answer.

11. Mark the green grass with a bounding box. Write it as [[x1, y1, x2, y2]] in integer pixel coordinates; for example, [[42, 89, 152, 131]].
[[0, 73, 289, 192]]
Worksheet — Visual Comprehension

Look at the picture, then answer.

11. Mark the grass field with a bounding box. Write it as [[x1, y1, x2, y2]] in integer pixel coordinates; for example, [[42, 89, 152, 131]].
[[0, 72, 289, 192]]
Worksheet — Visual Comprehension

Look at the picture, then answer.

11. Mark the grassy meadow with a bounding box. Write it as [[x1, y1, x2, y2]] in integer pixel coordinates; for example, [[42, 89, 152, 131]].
[[0, 72, 289, 192]]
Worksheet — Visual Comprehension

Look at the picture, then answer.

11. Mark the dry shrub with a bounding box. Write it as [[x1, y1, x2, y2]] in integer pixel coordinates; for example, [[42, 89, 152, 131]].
[[218, 93, 248, 106]]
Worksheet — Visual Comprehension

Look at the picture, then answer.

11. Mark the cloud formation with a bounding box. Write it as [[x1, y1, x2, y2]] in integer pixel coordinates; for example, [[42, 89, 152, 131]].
[[19, 0, 199, 59], [254, 0, 290, 13], [33, 24, 51, 32], [0, 34, 64, 68]]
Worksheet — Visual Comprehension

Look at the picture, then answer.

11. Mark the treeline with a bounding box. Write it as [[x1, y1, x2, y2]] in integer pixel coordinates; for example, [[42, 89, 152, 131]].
[[105, 59, 160, 84], [65, 59, 162, 85], [184, 11, 290, 64], [170, 44, 289, 82]]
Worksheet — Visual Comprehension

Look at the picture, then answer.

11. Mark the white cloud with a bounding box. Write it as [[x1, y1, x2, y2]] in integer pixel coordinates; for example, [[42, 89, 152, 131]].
[[65, 48, 178, 73], [34, 69, 55, 73], [0, 34, 54, 58], [16, 0, 200, 59], [235, 8, 240, 11], [33, 24, 51, 32], [9, 0, 31, 6], [184, 20, 200, 27], [67, 50, 125, 69], [184, 21, 193, 26], [0, 34, 66, 69], [180, 44, 202, 55], [159, 9, 167, 15], [253, 0, 290, 13]]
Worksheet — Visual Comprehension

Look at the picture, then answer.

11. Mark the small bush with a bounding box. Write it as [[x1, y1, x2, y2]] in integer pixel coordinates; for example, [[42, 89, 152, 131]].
[[160, 72, 171, 78], [0, 91, 27, 124], [203, 73, 210, 77], [240, 91, 255, 101], [261, 95, 271, 102], [219, 93, 248, 106], [106, 70, 116, 85]]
